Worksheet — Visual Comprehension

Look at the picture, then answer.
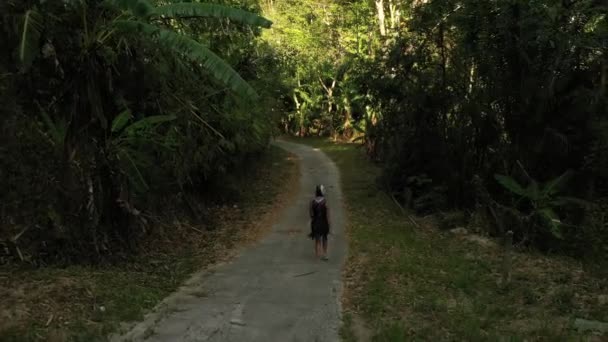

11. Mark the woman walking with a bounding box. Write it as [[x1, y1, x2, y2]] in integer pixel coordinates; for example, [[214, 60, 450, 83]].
[[309, 185, 330, 261]]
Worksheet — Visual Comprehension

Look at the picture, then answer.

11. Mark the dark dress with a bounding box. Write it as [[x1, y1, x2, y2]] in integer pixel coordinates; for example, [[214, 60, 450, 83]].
[[309, 196, 329, 241]]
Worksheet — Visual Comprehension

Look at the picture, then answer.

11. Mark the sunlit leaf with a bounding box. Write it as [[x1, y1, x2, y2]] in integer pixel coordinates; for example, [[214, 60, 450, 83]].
[[153, 3, 272, 28]]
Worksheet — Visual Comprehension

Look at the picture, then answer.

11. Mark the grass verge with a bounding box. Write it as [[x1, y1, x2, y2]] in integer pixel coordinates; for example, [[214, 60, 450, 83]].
[[292, 137, 608, 341], [0, 146, 298, 341]]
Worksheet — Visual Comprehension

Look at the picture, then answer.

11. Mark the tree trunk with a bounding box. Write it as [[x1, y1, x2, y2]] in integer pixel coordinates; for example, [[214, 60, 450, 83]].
[[375, 0, 387, 36], [388, 0, 400, 30], [468, 60, 476, 95], [601, 59, 606, 95], [342, 96, 353, 139], [319, 77, 337, 137]]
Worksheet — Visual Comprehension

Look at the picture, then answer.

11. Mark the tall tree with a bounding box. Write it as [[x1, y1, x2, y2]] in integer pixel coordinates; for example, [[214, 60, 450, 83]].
[[375, 0, 387, 36]]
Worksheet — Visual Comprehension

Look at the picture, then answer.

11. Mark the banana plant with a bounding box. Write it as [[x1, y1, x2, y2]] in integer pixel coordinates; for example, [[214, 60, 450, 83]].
[[16, 0, 272, 99], [494, 169, 588, 239], [108, 109, 177, 192]]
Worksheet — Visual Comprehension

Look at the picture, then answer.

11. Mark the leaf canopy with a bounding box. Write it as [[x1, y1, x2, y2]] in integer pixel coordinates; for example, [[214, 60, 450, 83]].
[[113, 20, 259, 99], [105, 0, 154, 18], [153, 3, 272, 28]]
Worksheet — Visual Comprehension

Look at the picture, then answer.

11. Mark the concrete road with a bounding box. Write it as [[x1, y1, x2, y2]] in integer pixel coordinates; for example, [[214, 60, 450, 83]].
[[114, 140, 346, 342]]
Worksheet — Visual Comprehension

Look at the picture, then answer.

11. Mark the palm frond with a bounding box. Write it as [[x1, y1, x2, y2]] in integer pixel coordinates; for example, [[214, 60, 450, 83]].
[[153, 3, 272, 28], [117, 148, 149, 192], [38, 110, 65, 147], [111, 109, 133, 133], [542, 170, 573, 197], [551, 196, 591, 208], [113, 20, 258, 99], [295, 89, 313, 103], [494, 174, 527, 197], [526, 181, 540, 201], [19, 9, 43, 68], [538, 208, 563, 239]]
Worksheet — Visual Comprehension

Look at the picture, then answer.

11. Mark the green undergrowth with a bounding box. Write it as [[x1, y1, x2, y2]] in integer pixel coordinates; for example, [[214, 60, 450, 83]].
[[291, 137, 608, 341], [0, 146, 297, 342]]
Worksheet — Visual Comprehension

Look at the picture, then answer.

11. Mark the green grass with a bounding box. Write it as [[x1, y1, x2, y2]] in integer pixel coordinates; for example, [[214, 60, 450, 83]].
[[291, 137, 608, 341], [0, 146, 297, 341]]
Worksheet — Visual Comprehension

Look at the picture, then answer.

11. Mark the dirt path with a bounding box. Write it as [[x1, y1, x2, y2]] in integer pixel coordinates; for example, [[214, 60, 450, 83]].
[[114, 140, 347, 342]]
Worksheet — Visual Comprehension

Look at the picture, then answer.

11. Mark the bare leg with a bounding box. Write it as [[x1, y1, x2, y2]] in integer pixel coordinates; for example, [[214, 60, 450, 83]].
[[315, 239, 321, 258], [318, 236, 328, 261]]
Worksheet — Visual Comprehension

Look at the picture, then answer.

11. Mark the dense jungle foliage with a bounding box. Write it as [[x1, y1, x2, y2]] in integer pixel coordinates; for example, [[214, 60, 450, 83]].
[[265, 0, 608, 262], [0, 0, 286, 263], [1, 0, 607, 265]]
